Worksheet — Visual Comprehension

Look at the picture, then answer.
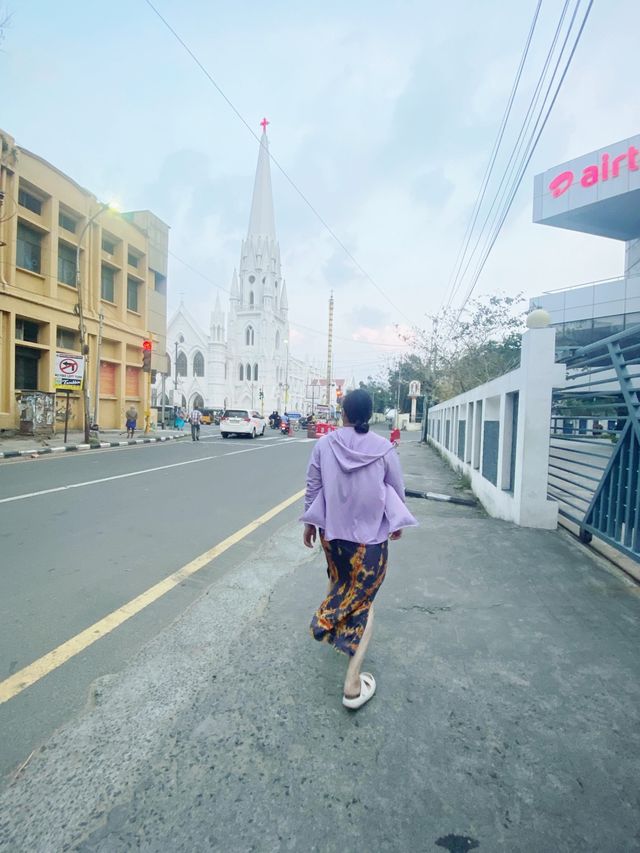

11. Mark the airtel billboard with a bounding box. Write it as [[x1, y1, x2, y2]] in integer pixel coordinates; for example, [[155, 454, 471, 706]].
[[533, 133, 640, 241]]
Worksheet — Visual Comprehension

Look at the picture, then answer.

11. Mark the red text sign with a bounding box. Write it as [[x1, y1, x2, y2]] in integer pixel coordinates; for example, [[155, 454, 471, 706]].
[[549, 145, 639, 198]]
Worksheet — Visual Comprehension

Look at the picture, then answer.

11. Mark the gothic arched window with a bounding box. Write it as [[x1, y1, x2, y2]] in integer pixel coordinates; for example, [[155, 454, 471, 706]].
[[254, 363, 259, 381], [176, 351, 187, 377], [239, 363, 244, 381], [193, 351, 205, 377], [166, 354, 171, 376], [245, 325, 255, 346], [249, 291, 254, 308], [246, 363, 252, 381], [275, 330, 280, 350]]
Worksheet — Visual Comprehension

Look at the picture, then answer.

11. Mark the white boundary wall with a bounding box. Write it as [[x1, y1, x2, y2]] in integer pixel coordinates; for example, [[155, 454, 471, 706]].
[[427, 328, 566, 528]]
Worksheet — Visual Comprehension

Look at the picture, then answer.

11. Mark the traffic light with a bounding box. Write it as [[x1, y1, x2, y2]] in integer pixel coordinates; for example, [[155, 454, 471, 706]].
[[142, 339, 152, 372]]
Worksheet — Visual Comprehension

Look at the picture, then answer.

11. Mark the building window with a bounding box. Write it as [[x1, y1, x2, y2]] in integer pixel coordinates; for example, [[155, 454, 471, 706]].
[[16, 318, 40, 343], [154, 271, 167, 295], [56, 327, 78, 350], [245, 325, 255, 346], [15, 346, 41, 390], [176, 351, 187, 377], [128, 251, 140, 268], [254, 363, 259, 381], [275, 330, 280, 349], [17, 223, 42, 273], [102, 237, 116, 254], [249, 291, 254, 308], [101, 266, 116, 302], [625, 312, 640, 328], [100, 361, 117, 396], [58, 242, 77, 286], [126, 366, 140, 397], [127, 277, 139, 312], [248, 275, 255, 284], [18, 188, 43, 215], [58, 211, 77, 233], [193, 351, 205, 377], [246, 363, 252, 381], [239, 363, 244, 381], [166, 354, 172, 376]]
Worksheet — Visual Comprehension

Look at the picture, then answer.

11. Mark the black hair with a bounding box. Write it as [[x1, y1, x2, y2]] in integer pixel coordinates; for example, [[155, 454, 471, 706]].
[[343, 389, 372, 434]]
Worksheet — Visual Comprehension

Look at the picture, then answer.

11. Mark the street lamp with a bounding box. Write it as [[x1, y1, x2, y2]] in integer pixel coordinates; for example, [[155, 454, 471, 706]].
[[75, 200, 118, 443]]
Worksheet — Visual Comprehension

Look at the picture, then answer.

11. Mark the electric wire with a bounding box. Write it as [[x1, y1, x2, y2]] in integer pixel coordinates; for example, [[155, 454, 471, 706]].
[[166, 251, 407, 350], [443, 0, 542, 312], [454, 0, 594, 322], [446, 0, 572, 312], [142, 0, 414, 328]]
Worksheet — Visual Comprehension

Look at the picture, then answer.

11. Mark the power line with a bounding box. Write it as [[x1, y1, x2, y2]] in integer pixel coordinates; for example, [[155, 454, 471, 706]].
[[454, 0, 594, 321], [142, 0, 415, 328], [166, 251, 407, 349], [446, 0, 571, 312], [443, 0, 542, 313]]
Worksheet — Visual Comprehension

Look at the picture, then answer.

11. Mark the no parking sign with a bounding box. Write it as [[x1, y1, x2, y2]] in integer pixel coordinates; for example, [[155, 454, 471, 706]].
[[55, 353, 85, 390]]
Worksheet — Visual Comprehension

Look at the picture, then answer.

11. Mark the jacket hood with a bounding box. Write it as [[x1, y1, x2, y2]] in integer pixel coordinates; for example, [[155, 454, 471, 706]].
[[327, 428, 394, 472]]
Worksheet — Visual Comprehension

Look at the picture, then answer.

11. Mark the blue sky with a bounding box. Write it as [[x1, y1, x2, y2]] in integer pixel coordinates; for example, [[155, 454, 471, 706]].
[[2, 0, 637, 380]]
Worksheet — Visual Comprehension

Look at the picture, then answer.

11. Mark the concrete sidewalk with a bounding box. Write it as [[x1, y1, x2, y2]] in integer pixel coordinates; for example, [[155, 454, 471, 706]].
[[0, 427, 187, 459], [1, 441, 639, 852]]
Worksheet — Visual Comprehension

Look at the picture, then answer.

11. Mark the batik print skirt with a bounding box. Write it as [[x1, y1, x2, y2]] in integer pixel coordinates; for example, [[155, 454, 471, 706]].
[[310, 535, 388, 657]]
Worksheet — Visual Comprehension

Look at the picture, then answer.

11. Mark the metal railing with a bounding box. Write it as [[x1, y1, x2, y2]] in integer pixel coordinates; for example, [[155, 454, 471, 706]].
[[549, 324, 640, 562]]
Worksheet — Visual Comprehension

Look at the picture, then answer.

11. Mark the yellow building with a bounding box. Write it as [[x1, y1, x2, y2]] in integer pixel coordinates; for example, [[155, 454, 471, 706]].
[[0, 129, 169, 434]]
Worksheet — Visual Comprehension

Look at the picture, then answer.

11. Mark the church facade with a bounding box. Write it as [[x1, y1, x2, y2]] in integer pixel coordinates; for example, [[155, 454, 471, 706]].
[[154, 125, 323, 416]]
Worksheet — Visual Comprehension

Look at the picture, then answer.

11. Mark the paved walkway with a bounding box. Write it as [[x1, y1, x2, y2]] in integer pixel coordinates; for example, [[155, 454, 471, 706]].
[[1, 440, 639, 852]]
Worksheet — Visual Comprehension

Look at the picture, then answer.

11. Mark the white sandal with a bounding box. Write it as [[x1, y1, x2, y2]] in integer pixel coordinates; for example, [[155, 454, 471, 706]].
[[342, 672, 376, 709]]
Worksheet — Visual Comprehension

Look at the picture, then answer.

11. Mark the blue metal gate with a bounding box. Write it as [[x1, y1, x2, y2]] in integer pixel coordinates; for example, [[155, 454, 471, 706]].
[[548, 325, 640, 563]]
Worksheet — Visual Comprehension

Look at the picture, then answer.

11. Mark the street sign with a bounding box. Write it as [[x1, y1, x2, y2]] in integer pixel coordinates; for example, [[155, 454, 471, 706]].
[[55, 353, 85, 390]]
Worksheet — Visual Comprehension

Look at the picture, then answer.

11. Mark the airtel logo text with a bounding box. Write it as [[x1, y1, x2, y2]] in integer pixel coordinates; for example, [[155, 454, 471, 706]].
[[549, 145, 639, 198]]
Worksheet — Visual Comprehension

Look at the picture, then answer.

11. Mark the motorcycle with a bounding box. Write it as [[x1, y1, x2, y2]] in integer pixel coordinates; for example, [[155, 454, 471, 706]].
[[280, 420, 290, 435]]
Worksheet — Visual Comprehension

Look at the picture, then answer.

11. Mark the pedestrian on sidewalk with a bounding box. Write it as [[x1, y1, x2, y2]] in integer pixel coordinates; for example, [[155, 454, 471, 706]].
[[300, 389, 417, 710], [125, 405, 138, 439], [189, 405, 202, 441]]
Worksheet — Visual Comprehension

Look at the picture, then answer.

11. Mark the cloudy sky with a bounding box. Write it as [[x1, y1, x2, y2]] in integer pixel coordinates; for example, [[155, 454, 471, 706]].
[[2, 0, 636, 381]]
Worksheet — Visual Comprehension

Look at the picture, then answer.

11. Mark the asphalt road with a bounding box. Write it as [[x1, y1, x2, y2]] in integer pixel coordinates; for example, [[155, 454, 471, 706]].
[[0, 425, 313, 779]]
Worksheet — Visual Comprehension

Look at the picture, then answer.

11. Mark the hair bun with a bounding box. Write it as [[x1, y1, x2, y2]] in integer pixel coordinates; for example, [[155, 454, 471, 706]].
[[354, 421, 370, 434]]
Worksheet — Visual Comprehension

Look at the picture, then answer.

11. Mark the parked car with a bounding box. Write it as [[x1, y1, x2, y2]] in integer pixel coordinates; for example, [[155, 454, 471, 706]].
[[220, 409, 266, 438]]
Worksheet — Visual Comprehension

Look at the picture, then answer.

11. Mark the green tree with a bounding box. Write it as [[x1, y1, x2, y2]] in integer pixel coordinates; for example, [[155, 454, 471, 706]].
[[386, 353, 432, 414], [358, 376, 393, 413], [407, 293, 526, 400]]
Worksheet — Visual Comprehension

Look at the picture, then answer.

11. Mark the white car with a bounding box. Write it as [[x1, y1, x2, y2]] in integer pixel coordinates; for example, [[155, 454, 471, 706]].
[[220, 408, 266, 439]]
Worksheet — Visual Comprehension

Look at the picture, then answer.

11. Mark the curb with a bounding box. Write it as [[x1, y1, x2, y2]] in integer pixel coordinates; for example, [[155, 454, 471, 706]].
[[0, 434, 187, 460]]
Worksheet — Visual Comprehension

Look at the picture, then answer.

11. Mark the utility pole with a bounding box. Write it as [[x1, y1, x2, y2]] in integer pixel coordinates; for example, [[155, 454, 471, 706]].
[[326, 292, 334, 409], [396, 362, 402, 430], [92, 311, 104, 429], [75, 201, 116, 443]]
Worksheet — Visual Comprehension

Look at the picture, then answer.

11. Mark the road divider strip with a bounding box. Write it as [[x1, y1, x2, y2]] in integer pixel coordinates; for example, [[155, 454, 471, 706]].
[[0, 434, 187, 460], [0, 488, 306, 705]]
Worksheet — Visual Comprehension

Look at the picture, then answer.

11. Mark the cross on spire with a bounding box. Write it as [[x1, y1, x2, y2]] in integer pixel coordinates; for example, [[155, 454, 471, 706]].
[[260, 117, 270, 132]]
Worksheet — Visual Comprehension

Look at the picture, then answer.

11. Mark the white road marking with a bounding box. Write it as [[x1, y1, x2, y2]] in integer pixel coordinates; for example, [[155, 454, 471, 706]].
[[0, 442, 293, 505]]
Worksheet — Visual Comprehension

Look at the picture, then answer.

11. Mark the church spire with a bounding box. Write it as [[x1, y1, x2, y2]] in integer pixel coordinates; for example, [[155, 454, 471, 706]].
[[247, 120, 276, 241]]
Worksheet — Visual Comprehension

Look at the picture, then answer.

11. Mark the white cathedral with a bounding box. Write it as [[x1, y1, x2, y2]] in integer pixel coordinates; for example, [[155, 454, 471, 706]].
[[154, 124, 324, 416]]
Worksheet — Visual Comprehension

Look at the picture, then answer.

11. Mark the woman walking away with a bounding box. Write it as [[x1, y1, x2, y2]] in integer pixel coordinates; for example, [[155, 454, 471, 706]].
[[300, 389, 417, 710]]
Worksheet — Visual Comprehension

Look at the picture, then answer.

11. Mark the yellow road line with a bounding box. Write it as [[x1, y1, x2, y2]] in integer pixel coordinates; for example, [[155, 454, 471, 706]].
[[0, 489, 305, 705]]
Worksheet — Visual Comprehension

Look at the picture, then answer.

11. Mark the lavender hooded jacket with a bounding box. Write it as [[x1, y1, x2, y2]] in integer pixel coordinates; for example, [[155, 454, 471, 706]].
[[300, 427, 418, 544]]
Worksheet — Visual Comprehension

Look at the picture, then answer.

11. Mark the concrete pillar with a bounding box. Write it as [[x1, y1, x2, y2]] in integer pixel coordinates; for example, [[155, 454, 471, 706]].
[[512, 328, 566, 528]]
